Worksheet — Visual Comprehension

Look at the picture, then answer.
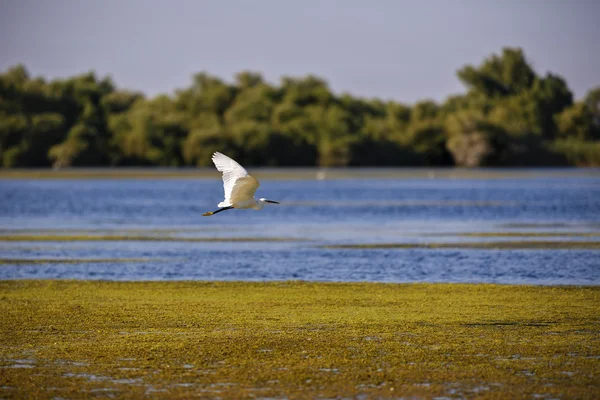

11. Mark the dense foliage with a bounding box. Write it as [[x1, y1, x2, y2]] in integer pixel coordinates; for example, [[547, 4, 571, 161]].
[[1, 47, 599, 168]]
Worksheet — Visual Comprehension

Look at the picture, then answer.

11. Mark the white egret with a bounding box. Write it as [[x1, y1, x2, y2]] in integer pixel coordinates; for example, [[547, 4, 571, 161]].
[[202, 152, 280, 216]]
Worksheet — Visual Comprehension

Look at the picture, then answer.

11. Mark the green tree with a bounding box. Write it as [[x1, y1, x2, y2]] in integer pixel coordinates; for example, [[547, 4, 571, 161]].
[[110, 96, 187, 166], [280, 75, 332, 107], [584, 87, 600, 130], [0, 47, 597, 169], [445, 110, 508, 167], [457, 47, 536, 98], [48, 73, 114, 167], [555, 101, 599, 141], [176, 72, 236, 121]]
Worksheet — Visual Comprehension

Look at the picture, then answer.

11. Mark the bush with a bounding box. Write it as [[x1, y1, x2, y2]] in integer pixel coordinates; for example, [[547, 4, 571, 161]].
[[550, 139, 600, 166]]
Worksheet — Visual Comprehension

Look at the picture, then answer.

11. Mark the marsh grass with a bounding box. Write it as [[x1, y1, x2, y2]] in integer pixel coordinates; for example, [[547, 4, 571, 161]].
[[1, 281, 598, 399], [432, 232, 600, 238], [500, 222, 600, 229], [3, 233, 599, 250], [324, 241, 600, 250]]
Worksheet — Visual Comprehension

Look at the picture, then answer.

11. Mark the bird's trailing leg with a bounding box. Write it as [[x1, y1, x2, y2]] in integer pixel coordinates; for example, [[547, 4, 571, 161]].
[[202, 206, 233, 216]]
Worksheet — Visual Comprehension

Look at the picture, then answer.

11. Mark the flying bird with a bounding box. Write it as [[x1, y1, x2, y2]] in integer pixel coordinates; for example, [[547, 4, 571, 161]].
[[202, 152, 280, 216]]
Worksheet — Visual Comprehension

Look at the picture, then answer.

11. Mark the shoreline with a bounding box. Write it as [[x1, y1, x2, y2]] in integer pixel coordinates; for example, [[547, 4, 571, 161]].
[[1, 167, 600, 180]]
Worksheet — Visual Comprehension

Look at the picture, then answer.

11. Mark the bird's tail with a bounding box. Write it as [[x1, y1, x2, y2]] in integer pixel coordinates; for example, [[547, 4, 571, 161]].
[[218, 201, 231, 208]]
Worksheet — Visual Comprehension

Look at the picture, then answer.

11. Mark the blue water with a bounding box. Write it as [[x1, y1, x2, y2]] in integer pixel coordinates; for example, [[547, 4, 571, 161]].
[[1, 171, 599, 284]]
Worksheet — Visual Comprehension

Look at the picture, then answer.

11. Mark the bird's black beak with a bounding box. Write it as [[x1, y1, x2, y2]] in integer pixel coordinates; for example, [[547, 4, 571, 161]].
[[265, 200, 279, 204]]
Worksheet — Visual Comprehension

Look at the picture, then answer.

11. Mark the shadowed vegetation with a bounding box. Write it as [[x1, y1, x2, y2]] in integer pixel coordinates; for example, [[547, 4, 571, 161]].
[[0, 281, 598, 399], [2, 47, 599, 169]]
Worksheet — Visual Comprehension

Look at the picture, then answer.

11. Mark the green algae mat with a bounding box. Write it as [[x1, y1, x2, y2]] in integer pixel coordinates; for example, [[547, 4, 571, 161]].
[[1, 281, 598, 399]]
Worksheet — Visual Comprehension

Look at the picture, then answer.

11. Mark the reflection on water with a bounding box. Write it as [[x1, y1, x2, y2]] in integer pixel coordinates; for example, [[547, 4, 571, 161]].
[[0, 170, 599, 284]]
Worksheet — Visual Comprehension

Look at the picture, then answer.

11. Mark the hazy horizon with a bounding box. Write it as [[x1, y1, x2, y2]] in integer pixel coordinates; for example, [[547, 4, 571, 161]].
[[1, 0, 599, 103]]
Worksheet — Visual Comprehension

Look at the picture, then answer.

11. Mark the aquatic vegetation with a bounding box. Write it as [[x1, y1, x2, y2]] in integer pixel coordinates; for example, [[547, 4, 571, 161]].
[[324, 241, 600, 250], [1, 281, 598, 398], [433, 232, 600, 237], [499, 222, 600, 229]]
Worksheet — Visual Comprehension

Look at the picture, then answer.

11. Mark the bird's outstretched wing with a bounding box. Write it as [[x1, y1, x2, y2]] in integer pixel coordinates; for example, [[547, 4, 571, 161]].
[[211, 152, 260, 205], [229, 175, 260, 205]]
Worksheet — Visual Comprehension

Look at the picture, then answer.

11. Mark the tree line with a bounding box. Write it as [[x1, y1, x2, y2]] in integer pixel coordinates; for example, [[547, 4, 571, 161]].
[[1, 47, 599, 168]]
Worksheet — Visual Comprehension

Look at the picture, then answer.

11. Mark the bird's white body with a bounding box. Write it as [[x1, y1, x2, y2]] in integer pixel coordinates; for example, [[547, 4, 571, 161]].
[[203, 152, 279, 216], [225, 198, 265, 210]]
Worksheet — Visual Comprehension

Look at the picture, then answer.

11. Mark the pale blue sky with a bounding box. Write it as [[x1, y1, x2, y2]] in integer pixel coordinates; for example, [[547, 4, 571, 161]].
[[1, 0, 598, 103]]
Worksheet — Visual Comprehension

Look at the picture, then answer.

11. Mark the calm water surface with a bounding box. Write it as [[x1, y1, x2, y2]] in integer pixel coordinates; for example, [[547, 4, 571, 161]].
[[1, 170, 599, 284]]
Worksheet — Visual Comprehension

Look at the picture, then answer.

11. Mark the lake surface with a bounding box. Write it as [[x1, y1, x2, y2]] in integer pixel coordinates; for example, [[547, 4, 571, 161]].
[[1, 169, 599, 284]]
